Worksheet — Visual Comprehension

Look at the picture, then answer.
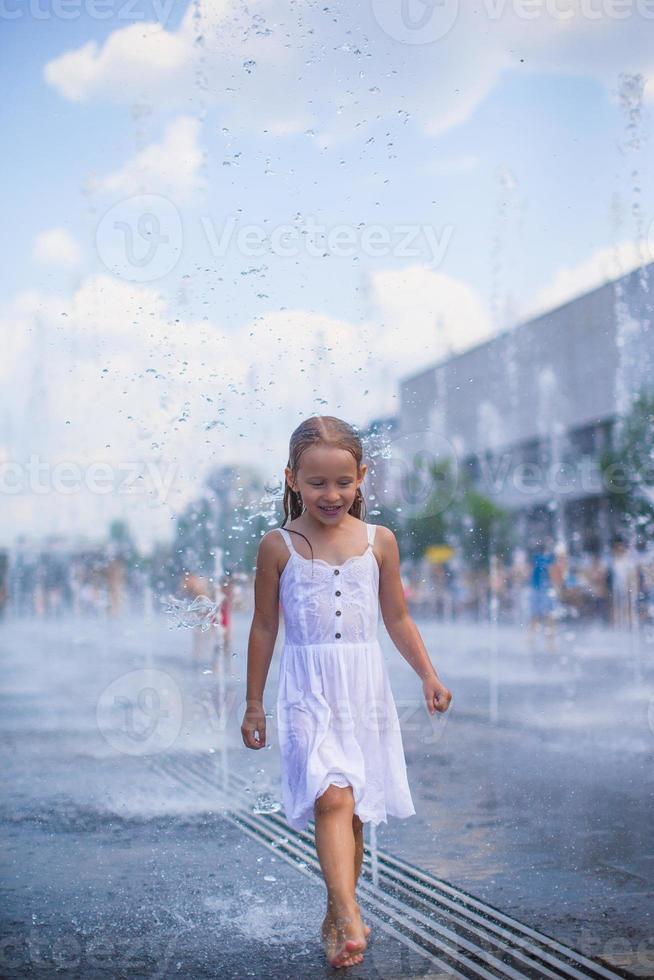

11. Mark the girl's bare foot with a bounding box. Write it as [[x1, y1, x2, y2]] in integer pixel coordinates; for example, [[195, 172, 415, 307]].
[[322, 913, 363, 968], [323, 903, 368, 968], [321, 910, 370, 967]]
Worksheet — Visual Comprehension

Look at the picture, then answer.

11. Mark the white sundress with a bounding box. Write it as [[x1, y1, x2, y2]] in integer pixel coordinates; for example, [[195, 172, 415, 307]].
[[275, 522, 416, 832]]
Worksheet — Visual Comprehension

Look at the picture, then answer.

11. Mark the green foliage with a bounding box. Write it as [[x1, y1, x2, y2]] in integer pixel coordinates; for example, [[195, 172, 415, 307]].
[[456, 488, 513, 570], [603, 388, 654, 540], [401, 454, 512, 570], [396, 456, 453, 561]]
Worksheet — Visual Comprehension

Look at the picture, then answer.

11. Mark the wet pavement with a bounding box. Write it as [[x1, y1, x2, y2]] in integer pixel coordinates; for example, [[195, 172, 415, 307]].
[[1, 611, 653, 977]]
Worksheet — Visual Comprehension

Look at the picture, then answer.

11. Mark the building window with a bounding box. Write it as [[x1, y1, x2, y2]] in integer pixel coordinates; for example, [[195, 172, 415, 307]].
[[569, 423, 597, 456]]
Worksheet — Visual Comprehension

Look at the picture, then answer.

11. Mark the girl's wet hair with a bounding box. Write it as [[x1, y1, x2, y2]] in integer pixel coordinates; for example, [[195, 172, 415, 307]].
[[281, 415, 367, 566]]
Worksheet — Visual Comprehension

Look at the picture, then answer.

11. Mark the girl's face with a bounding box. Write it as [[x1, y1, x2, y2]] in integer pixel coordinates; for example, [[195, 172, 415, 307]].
[[286, 445, 366, 523]]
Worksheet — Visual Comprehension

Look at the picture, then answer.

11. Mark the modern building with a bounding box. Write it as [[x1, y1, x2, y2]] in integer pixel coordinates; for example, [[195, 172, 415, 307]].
[[392, 261, 654, 554]]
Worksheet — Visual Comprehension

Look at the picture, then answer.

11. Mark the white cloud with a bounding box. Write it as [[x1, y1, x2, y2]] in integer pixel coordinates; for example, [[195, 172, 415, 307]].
[[87, 115, 204, 202], [43, 25, 189, 103], [41, 1, 654, 142], [0, 271, 392, 544], [33, 228, 82, 269], [0, 302, 32, 386], [517, 240, 653, 321], [366, 265, 494, 373]]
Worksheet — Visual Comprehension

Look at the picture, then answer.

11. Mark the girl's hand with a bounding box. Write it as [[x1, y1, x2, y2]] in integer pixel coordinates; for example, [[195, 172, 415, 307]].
[[241, 702, 267, 749], [423, 674, 452, 715]]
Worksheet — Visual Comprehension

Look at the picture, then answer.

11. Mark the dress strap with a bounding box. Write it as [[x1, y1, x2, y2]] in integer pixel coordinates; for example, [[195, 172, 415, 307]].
[[366, 523, 376, 546], [277, 527, 296, 555]]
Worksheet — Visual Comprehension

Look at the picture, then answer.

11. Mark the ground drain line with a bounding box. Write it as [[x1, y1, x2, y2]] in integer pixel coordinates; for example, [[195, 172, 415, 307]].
[[222, 796, 630, 980], [228, 807, 468, 978], [178, 758, 627, 980], [374, 849, 594, 962], [154, 756, 629, 980], [371, 864, 623, 980], [209, 795, 565, 980], [217, 800, 596, 980], [147, 758, 465, 977], [149, 758, 492, 977], [151, 758, 616, 980], [354, 873, 595, 980], [152, 759, 631, 980], [224, 806, 505, 980]]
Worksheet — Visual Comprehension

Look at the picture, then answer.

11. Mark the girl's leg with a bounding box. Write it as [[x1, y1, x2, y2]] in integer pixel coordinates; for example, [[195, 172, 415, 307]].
[[315, 784, 367, 967], [352, 814, 371, 940], [352, 813, 364, 886]]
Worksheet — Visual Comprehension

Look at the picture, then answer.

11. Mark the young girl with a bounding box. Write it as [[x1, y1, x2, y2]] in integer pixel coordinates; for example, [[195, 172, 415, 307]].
[[241, 416, 453, 969]]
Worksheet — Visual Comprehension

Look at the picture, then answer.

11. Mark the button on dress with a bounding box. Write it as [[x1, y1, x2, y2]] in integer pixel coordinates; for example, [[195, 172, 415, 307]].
[[275, 522, 416, 832]]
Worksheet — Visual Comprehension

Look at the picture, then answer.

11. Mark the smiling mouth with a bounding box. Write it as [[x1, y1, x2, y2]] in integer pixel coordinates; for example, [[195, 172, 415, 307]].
[[319, 505, 342, 513]]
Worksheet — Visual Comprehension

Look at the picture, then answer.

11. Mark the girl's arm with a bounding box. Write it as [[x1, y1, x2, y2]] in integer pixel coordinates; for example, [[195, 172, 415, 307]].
[[377, 526, 452, 715], [241, 532, 282, 749]]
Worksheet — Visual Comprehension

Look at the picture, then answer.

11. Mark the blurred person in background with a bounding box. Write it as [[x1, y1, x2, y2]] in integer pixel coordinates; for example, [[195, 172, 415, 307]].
[[41, 542, 72, 618], [10, 539, 37, 616], [509, 547, 531, 626], [181, 571, 216, 663], [528, 535, 556, 649], [106, 556, 126, 618], [608, 536, 636, 631], [550, 541, 584, 621], [0, 550, 8, 620], [634, 539, 653, 627], [217, 577, 234, 659], [400, 565, 416, 612], [433, 563, 454, 621], [549, 542, 568, 601], [581, 541, 610, 624], [489, 554, 508, 622]]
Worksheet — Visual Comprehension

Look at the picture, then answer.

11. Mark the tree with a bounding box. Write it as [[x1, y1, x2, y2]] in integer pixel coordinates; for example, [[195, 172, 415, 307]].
[[455, 489, 513, 571], [175, 497, 215, 578], [600, 388, 654, 542], [397, 457, 456, 561], [399, 453, 513, 571]]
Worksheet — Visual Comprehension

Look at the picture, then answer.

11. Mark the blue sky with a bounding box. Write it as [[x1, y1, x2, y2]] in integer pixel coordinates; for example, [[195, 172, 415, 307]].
[[1, 1, 653, 548]]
